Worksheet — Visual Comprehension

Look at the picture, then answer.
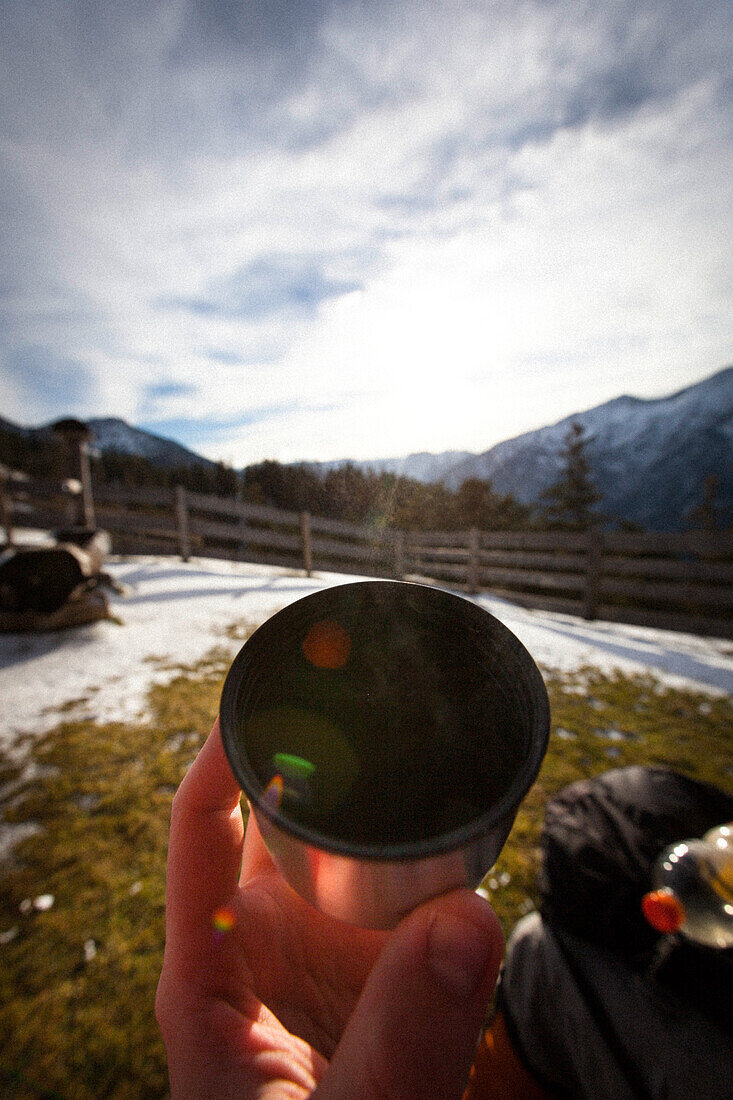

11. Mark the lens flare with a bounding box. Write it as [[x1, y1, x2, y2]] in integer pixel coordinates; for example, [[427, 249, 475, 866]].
[[642, 888, 685, 934], [262, 774, 284, 812], [274, 753, 316, 780], [212, 905, 237, 935], [303, 620, 351, 669], [269, 754, 316, 807]]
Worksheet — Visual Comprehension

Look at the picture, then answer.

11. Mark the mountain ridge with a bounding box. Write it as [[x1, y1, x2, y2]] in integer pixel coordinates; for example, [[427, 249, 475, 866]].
[[0, 415, 216, 472], [87, 417, 216, 470], [440, 366, 733, 530], [2, 366, 731, 531]]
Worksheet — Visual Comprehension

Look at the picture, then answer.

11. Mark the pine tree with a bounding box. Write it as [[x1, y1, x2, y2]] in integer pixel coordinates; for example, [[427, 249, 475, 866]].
[[541, 421, 602, 530], [686, 473, 720, 532]]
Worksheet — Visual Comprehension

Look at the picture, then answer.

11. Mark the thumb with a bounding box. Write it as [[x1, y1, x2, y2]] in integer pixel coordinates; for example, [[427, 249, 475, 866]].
[[316, 889, 504, 1100]]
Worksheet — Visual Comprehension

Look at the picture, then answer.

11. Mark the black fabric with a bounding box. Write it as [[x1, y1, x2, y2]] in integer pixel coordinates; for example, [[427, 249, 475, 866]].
[[536, 766, 733, 1031], [538, 766, 733, 952], [500, 912, 733, 1100], [497, 977, 572, 1100], [654, 937, 733, 1036], [552, 928, 653, 1100]]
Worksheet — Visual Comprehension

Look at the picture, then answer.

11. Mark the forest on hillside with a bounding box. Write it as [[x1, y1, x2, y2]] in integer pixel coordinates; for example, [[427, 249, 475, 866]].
[[1, 421, 543, 531], [6, 418, 720, 533], [0, 421, 536, 532]]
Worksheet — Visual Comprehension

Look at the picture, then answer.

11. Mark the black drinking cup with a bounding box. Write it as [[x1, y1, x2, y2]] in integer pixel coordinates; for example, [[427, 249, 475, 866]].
[[219, 580, 550, 928]]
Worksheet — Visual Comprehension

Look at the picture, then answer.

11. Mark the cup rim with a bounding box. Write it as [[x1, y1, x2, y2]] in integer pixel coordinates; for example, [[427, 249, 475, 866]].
[[220, 579, 550, 862]]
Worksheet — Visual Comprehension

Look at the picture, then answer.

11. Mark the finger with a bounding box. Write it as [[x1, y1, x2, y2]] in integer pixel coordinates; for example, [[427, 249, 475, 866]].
[[316, 889, 504, 1100], [164, 718, 245, 960], [240, 807, 279, 883]]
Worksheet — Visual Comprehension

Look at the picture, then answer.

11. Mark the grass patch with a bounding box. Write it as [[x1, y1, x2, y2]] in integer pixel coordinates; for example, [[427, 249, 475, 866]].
[[484, 668, 733, 927], [1, 649, 731, 1098], [0, 651, 228, 1100]]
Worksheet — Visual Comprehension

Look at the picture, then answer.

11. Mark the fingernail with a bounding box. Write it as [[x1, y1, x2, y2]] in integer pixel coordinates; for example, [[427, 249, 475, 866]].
[[426, 906, 494, 998]]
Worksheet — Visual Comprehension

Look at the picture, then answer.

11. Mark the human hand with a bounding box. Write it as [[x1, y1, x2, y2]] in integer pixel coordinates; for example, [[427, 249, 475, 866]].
[[156, 719, 504, 1098]]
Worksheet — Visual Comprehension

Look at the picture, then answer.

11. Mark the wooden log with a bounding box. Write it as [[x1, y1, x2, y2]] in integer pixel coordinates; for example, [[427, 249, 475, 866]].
[[0, 587, 110, 632], [479, 549, 586, 572], [95, 509, 178, 540], [393, 530, 405, 579], [175, 486, 191, 561], [480, 530, 588, 551], [309, 534, 389, 564], [186, 491, 302, 527], [584, 529, 603, 620], [408, 530, 473, 548], [0, 545, 98, 613], [105, 534, 184, 556], [468, 527, 480, 594], [411, 545, 471, 563], [308, 513, 384, 541], [604, 530, 733, 557], [300, 512, 313, 576], [600, 576, 733, 609], [186, 516, 302, 553], [601, 555, 733, 584], [95, 485, 177, 508], [478, 566, 586, 593]]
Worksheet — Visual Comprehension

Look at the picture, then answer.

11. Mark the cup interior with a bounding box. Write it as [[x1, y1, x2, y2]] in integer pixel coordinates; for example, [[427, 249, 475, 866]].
[[220, 581, 549, 858]]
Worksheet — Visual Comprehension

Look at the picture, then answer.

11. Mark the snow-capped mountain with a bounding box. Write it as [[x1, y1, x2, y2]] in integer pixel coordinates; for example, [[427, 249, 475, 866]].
[[3, 366, 730, 531], [441, 366, 733, 530], [86, 418, 214, 470], [307, 449, 474, 482], [312, 368, 732, 530], [0, 414, 214, 472]]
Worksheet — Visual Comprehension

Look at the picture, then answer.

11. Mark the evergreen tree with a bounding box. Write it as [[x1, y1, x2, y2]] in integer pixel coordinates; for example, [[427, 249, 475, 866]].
[[686, 473, 721, 532], [451, 477, 532, 532], [214, 461, 239, 498], [541, 421, 602, 530]]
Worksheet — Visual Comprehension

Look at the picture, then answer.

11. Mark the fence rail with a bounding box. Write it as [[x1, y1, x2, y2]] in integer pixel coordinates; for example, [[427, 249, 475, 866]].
[[3, 474, 732, 639]]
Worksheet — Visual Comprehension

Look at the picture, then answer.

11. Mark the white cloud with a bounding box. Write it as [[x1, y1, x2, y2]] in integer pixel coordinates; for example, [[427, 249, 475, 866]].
[[1, 0, 731, 462], [195, 71, 731, 463]]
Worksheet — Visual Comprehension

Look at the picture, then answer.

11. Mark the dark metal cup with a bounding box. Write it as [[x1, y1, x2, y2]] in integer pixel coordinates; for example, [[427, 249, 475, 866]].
[[220, 580, 549, 928]]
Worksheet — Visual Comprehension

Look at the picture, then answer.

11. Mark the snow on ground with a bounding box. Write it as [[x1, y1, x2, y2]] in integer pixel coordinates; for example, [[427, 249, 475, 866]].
[[1, 550, 732, 753]]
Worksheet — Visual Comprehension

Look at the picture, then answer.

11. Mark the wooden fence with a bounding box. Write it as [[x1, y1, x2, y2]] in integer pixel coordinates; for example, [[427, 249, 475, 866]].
[[3, 475, 732, 639]]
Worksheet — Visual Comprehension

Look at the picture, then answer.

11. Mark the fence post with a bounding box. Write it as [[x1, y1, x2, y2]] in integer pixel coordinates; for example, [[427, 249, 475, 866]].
[[584, 528, 603, 620], [468, 527, 480, 594], [79, 440, 96, 529], [175, 486, 191, 562], [51, 419, 96, 528], [238, 511, 248, 559], [300, 511, 313, 576], [393, 530, 405, 579], [0, 465, 14, 546]]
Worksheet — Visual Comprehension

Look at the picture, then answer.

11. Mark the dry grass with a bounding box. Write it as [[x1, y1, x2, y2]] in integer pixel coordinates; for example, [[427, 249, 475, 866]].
[[1, 640, 731, 1098]]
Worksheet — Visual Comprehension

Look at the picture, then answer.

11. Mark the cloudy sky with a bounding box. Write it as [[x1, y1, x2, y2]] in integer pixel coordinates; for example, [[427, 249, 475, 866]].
[[1, 0, 731, 466]]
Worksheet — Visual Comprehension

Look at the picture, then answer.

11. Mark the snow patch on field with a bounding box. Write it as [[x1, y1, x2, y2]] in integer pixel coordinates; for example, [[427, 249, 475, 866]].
[[1, 552, 731, 750]]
